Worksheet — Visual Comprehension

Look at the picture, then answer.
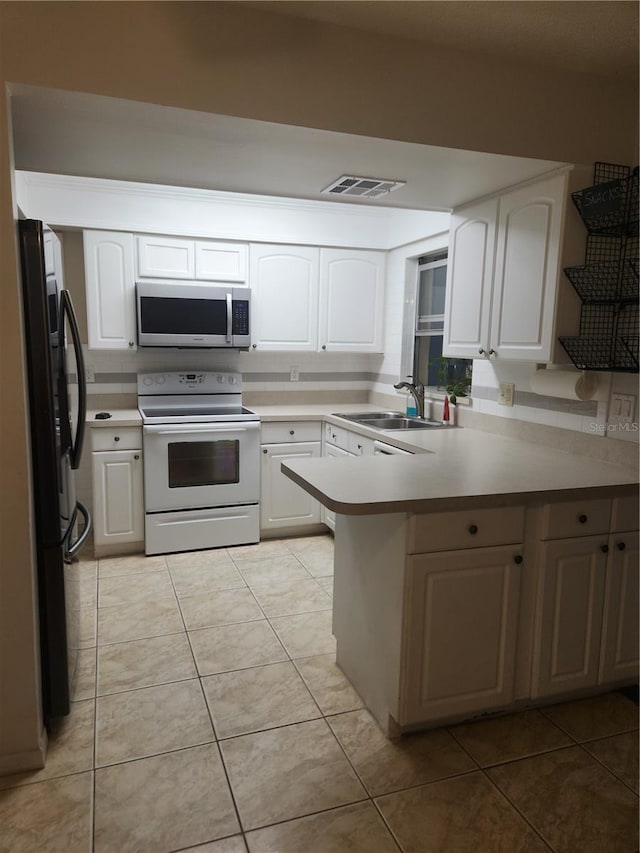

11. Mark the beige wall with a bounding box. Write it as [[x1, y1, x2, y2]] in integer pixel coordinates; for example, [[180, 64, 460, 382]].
[[0, 1, 637, 766]]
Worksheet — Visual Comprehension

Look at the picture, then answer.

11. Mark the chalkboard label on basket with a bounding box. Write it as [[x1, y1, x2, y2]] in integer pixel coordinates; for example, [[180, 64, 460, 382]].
[[580, 178, 627, 218]]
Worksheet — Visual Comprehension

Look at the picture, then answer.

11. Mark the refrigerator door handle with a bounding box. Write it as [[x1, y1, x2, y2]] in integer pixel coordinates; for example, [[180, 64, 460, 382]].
[[60, 290, 87, 470], [63, 501, 92, 561]]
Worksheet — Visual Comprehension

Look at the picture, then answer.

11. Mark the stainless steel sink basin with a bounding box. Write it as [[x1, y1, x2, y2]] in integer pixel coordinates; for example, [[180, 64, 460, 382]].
[[333, 412, 453, 430]]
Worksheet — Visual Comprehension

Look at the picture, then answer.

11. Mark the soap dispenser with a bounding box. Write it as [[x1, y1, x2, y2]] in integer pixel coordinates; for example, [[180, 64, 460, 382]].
[[442, 395, 450, 425]]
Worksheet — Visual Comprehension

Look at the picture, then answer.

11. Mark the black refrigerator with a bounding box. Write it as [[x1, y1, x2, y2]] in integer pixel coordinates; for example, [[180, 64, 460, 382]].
[[19, 219, 92, 724]]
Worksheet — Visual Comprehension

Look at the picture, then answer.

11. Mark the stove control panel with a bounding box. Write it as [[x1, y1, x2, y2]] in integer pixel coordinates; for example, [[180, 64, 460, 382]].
[[138, 371, 243, 395]]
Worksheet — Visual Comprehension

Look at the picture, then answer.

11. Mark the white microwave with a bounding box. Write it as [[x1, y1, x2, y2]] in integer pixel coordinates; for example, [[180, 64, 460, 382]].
[[136, 281, 251, 348]]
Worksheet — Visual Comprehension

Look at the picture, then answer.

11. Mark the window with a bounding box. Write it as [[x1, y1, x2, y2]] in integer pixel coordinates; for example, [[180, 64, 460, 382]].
[[400, 252, 472, 399]]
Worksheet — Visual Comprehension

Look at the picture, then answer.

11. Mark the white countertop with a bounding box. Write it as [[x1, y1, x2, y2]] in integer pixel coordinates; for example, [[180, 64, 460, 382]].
[[87, 409, 142, 428]]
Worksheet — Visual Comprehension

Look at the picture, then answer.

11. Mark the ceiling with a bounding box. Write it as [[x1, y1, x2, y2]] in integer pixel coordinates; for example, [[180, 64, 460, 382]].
[[246, 1, 639, 82], [12, 1, 637, 212]]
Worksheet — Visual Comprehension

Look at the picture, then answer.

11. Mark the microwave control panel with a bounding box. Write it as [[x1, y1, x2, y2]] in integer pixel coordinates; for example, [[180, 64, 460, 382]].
[[232, 300, 250, 335]]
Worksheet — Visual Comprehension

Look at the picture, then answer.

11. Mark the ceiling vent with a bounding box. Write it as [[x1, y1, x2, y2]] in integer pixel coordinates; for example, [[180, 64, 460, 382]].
[[321, 175, 406, 199]]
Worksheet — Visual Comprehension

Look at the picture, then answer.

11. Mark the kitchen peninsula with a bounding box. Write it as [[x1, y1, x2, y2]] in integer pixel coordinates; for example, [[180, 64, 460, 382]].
[[282, 429, 638, 735]]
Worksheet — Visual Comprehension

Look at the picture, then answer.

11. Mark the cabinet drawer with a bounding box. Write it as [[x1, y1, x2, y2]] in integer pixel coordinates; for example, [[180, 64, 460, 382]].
[[541, 498, 612, 540], [324, 422, 351, 451], [348, 432, 375, 456], [92, 427, 142, 451], [408, 506, 525, 554], [610, 494, 639, 533], [261, 421, 322, 444]]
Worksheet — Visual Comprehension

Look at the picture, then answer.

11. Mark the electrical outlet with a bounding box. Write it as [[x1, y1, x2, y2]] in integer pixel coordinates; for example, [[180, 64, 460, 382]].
[[289, 366, 299, 382], [498, 382, 515, 407], [85, 367, 95, 383]]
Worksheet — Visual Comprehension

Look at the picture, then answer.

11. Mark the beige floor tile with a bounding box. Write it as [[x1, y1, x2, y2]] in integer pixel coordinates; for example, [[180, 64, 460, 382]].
[[97, 595, 184, 645], [583, 731, 640, 793], [202, 661, 320, 738], [234, 554, 312, 586], [99, 552, 167, 578], [250, 577, 332, 618], [183, 839, 247, 853], [97, 633, 196, 695], [96, 679, 213, 766], [376, 771, 550, 853], [286, 535, 335, 577], [220, 718, 366, 830], [329, 709, 476, 797], [98, 569, 173, 608], [179, 588, 263, 631], [228, 539, 289, 561], [450, 709, 572, 767], [317, 576, 334, 596], [166, 547, 234, 569], [245, 801, 398, 853], [488, 745, 639, 853], [189, 620, 287, 676], [78, 575, 97, 608], [293, 654, 363, 715], [70, 648, 97, 701], [0, 771, 93, 852], [170, 561, 246, 598], [77, 606, 97, 648], [0, 700, 95, 791], [541, 692, 639, 742], [270, 610, 336, 658], [94, 744, 239, 853]]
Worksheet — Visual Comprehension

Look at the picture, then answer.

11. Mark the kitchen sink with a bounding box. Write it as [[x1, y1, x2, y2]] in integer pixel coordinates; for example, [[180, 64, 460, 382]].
[[333, 412, 454, 430]]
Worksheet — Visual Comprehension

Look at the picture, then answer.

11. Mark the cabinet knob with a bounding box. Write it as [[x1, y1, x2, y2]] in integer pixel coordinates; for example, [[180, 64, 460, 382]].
[[600, 544, 609, 554], [514, 555, 523, 565], [617, 542, 626, 551], [321, 345, 327, 351], [128, 341, 135, 347], [252, 344, 257, 349], [478, 348, 485, 355], [289, 430, 295, 436], [578, 514, 588, 524], [468, 524, 478, 535], [489, 349, 497, 356], [114, 436, 120, 442], [263, 448, 268, 454], [133, 454, 139, 460], [357, 444, 362, 450]]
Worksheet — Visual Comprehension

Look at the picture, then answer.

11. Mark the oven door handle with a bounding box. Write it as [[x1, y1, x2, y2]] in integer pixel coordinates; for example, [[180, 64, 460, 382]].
[[226, 293, 233, 344], [143, 423, 260, 436]]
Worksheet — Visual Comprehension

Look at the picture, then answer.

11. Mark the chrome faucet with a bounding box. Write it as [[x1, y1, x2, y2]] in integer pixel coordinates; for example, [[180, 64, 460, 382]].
[[393, 380, 425, 419]]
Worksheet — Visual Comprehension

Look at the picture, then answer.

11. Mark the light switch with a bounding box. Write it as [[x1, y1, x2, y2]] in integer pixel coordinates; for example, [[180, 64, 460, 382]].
[[609, 393, 636, 426]]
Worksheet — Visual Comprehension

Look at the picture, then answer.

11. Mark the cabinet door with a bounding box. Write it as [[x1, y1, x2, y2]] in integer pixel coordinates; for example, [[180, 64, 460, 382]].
[[600, 532, 639, 684], [84, 231, 137, 351], [319, 249, 384, 352], [260, 442, 321, 530], [321, 443, 352, 531], [402, 544, 522, 724], [195, 241, 247, 282], [250, 245, 319, 351], [92, 450, 144, 547], [136, 235, 195, 278], [532, 536, 608, 698], [490, 173, 566, 361], [442, 197, 497, 359]]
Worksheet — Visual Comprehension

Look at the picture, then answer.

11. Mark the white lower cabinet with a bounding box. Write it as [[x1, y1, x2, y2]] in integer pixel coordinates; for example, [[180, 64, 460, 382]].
[[91, 427, 144, 554], [402, 544, 523, 724], [599, 531, 639, 684]]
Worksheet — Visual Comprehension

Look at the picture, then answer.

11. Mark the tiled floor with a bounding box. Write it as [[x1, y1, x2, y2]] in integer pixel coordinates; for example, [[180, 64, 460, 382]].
[[0, 534, 638, 852]]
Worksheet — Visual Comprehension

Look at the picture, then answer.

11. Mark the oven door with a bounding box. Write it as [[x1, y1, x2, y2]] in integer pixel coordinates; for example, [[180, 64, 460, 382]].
[[143, 421, 260, 512]]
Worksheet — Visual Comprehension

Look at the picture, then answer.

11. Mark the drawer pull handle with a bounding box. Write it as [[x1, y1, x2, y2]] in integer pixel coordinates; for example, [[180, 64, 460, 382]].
[[468, 524, 478, 535], [617, 542, 626, 551], [578, 514, 588, 524], [263, 448, 268, 454], [252, 344, 257, 349], [600, 544, 609, 554], [321, 345, 327, 350], [478, 348, 485, 355], [357, 444, 362, 450], [133, 454, 140, 460], [128, 341, 135, 348], [514, 555, 523, 565], [114, 436, 120, 442], [289, 430, 295, 435], [489, 349, 497, 356]]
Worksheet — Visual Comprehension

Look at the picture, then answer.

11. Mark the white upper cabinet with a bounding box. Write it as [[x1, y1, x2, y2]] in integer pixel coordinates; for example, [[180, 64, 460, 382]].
[[137, 235, 247, 282], [195, 241, 247, 282], [443, 197, 497, 360], [319, 249, 385, 353], [84, 230, 137, 351], [443, 170, 582, 363], [137, 235, 195, 279], [250, 244, 319, 351]]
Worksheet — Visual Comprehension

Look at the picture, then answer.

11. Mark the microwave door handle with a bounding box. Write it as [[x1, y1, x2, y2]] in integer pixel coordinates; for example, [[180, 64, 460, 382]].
[[226, 293, 233, 344]]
